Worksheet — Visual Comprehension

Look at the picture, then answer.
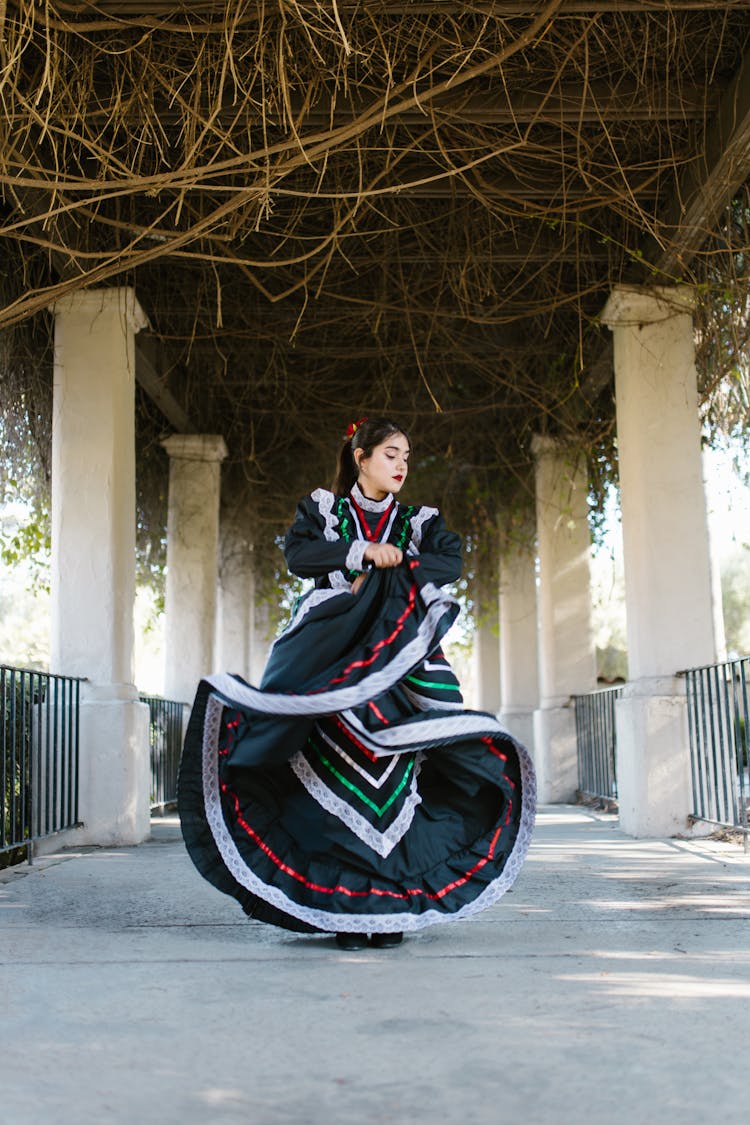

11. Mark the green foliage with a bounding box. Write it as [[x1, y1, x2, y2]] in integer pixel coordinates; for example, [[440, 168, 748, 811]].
[[720, 547, 750, 657], [694, 191, 750, 451], [0, 503, 51, 574], [254, 535, 309, 637], [0, 475, 51, 595], [596, 645, 628, 683], [0, 319, 54, 596], [133, 404, 169, 608]]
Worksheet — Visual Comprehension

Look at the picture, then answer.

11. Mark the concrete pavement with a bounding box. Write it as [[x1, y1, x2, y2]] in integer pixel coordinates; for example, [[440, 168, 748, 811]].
[[1, 806, 749, 1125]]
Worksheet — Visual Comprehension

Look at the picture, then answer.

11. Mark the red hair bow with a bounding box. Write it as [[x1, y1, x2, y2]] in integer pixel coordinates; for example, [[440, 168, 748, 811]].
[[345, 416, 368, 441]]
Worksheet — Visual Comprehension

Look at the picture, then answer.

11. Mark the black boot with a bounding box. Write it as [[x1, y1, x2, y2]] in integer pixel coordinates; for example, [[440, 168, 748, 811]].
[[335, 932, 368, 950], [370, 932, 403, 949]]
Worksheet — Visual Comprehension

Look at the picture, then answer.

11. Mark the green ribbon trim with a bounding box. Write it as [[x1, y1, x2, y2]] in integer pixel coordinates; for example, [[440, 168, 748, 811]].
[[336, 495, 354, 544], [336, 496, 360, 578], [309, 740, 415, 817], [395, 506, 415, 550], [337, 496, 415, 579], [405, 675, 462, 692]]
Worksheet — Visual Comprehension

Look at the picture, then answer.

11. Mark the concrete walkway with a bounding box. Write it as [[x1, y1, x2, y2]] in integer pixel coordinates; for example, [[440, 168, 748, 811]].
[[1, 806, 749, 1125]]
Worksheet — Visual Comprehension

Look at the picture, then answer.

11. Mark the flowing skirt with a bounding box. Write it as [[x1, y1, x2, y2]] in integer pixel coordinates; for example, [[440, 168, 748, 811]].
[[178, 565, 535, 933]]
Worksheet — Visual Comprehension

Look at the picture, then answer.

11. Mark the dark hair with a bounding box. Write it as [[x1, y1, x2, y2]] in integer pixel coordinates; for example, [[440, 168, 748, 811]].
[[332, 417, 411, 496]]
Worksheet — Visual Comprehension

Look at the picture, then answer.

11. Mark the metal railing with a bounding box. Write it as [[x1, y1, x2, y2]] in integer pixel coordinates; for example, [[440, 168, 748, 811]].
[[140, 694, 186, 811], [573, 685, 624, 803], [1, 665, 81, 866], [681, 656, 749, 845]]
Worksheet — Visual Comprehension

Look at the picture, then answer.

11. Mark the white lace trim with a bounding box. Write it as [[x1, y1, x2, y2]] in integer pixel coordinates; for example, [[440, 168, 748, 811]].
[[289, 749, 422, 858], [350, 482, 393, 512], [311, 488, 339, 542], [307, 489, 440, 587], [201, 691, 537, 933], [403, 685, 462, 713], [310, 488, 372, 586], [345, 540, 369, 572], [407, 506, 439, 553], [310, 486, 351, 587], [317, 724, 399, 789], [206, 581, 458, 718], [276, 586, 349, 639], [340, 706, 505, 754], [400, 654, 462, 712], [418, 581, 450, 608]]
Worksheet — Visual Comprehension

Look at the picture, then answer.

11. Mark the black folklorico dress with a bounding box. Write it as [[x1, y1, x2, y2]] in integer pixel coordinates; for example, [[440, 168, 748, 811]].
[[178, 482, 536, 935]]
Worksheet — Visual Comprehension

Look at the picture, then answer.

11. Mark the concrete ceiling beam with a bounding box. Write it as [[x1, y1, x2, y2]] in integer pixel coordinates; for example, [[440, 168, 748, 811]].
[[135, 335, 196, 433]]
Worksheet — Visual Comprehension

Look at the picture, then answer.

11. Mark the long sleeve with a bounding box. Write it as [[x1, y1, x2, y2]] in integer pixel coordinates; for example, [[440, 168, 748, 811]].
[[284, 492, 462, 587], [411, 511, 462, 587], [284, 493, 355, 580]]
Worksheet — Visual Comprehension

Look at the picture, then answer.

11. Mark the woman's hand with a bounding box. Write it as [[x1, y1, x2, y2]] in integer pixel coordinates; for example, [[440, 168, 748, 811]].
[[351, 573, 367, 594], [364, 543, 404, 568]]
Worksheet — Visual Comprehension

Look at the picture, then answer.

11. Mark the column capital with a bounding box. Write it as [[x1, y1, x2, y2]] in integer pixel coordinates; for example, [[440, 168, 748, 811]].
[[49, 286, 149, 334], [530, 433, 559, 459], [531, 435, 585, 470], [162, 434, 228, 462], [601, 284, 695, 330]]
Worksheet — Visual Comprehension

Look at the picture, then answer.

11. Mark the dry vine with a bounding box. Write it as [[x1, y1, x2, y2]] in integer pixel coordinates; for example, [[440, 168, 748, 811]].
[[1, 1, 749, 602]]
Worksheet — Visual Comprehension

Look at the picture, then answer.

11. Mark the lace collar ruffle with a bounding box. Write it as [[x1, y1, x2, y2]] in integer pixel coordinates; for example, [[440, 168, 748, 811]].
[[350, 481, 394, 512]]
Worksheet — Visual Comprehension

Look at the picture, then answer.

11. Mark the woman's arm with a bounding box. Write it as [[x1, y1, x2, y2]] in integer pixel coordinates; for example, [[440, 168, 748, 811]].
[[410, 511, 462, 587], [284, 493, 364, 579]]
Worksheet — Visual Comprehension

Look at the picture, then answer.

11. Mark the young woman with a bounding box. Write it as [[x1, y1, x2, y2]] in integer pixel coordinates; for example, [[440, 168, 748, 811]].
[[178, 417, 535, 949]]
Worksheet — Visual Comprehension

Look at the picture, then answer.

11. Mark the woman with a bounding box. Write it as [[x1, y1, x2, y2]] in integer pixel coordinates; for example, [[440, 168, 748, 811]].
[[178, 417, 535, 950]]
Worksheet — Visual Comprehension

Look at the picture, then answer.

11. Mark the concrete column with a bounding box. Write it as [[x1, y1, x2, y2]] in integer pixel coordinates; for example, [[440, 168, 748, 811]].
[[473, 615, 501, 714], [50, 287, 150, 846], [251, 598, 274, 686], [532, 436, 597, 802], [498, 536, 540, 754], [602, 285, 722, 836], [217, 511, 255, 681], [162, 435, 228, 703]]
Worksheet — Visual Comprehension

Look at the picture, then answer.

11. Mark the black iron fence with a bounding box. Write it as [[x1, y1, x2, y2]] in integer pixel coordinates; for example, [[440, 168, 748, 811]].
[[681, 656, 749, 846], [140, 694, 185, 810], [573, 685, 624, 803], [1, 665, 81, 866]]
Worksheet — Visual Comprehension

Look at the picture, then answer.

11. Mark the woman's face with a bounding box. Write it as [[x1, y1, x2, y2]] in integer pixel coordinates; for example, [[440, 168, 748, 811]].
[[355, 432, 410, 499]]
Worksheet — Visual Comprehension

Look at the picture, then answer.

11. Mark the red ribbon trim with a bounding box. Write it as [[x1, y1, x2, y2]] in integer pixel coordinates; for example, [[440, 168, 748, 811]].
[[220, 738, 515, 905], [348, 495, 394, 543]]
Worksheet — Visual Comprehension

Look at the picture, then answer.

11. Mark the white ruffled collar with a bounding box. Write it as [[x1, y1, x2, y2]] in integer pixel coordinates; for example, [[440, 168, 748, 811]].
[[350, 481, 394, 512]]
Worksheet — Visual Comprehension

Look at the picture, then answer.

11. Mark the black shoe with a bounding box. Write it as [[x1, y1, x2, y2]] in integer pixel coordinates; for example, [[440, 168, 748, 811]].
[[335, 932, 368, 951], [370, 931, 403, 949]]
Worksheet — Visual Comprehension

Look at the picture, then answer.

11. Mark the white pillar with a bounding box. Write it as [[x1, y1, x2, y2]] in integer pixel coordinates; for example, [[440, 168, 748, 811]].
[[532, 437, 597, 802], [602, 285, 722, 836], [217, 511, 255, 681], [162, 434, 228, 703], [473, 615, 501, 714], [498, 535, 539, 754], [50, 287, 150, 846], [251, 598, 274, 686]]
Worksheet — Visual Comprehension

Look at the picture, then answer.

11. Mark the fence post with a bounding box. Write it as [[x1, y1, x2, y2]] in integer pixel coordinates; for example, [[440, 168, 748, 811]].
[[680, 656, 750, 847], [2, 665, 83, 867]]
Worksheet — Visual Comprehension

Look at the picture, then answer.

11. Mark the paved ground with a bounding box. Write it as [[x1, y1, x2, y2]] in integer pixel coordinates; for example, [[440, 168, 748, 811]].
[[1, 806, 749, 1125]]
